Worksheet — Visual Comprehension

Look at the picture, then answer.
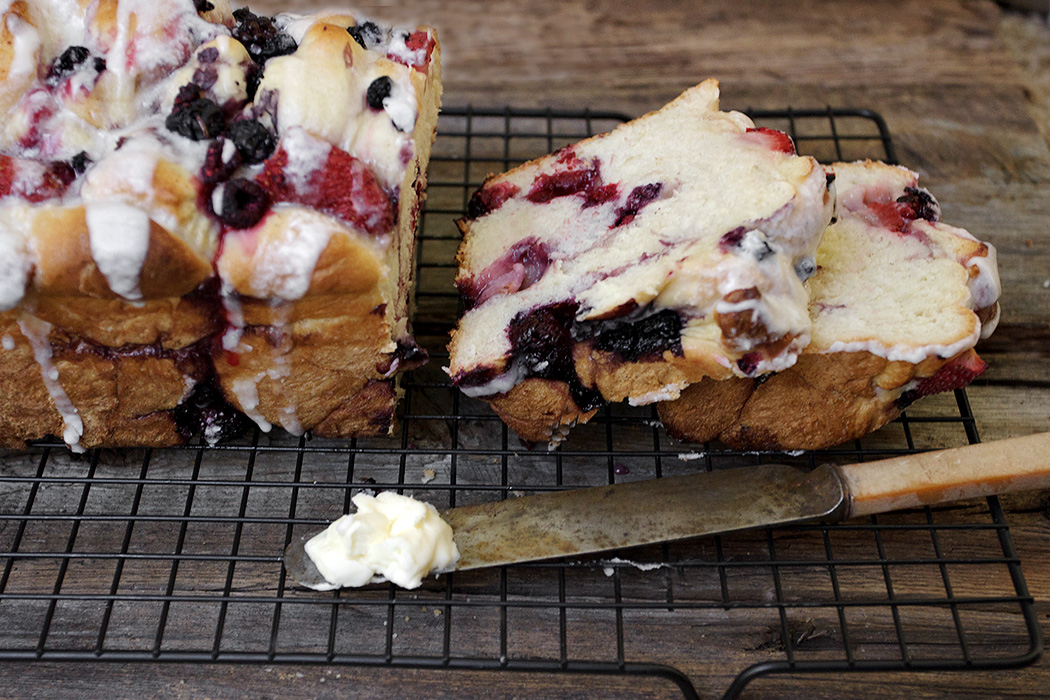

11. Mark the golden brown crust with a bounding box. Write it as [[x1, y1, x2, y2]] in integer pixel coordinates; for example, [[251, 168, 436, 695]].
[[656, 351, 965, 450], [212, 296, 396, 435], [0, 314, 203, 448], [0, 9, 442, 449], [486, 379, 598, 444], [29, 206, 214, 300], [312, 379, 397, 437]]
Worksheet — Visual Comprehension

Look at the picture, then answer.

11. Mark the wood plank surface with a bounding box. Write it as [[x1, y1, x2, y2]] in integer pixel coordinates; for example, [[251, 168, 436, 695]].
[[2, 2, 1049, 699]]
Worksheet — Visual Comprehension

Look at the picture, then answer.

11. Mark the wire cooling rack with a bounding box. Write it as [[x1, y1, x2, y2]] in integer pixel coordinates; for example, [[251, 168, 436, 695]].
[[0, 107, 1040, 700]]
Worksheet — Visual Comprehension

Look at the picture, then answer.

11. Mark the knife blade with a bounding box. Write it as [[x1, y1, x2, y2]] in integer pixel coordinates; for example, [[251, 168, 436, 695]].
[[285, 431, 1050, 585]]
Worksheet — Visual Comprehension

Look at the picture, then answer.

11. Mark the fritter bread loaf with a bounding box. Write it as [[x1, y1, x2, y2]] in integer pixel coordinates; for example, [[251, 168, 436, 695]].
[[657, 161, 1001, 449], [447, 80, 833, 445], [0, 1, 441, 451]]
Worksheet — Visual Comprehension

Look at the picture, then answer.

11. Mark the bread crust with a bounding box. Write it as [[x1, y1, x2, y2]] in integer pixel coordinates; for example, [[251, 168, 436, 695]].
[[0, 5, 441, 450], [657, 350, 975, 450]]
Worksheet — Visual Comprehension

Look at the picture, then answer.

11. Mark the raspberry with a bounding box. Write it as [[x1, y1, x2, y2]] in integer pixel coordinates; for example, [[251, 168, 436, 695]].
[[366, 76, 393, 110], [0, 157, 76, 202], [232, 8, 298, 64], [255, 145, 395, 236], [172, 83, 202, 112], [200, 138, 240, 185], [166, 97, 225, 141], [313, 148, 396, 234], [219, 178, 270, 229], [227, 120, 275, 164]]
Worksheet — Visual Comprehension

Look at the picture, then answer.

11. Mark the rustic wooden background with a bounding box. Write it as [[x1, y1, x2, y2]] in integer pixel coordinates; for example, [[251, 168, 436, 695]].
[[2, 1, 1048, 698]]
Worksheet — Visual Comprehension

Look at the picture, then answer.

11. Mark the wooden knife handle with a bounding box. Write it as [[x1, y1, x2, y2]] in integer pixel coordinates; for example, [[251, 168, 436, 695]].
[[838, 432, 1050, 519]]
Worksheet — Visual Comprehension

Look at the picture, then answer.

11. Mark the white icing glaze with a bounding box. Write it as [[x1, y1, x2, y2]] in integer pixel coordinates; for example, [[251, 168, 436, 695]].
[[382, 76, 417, 134], [17, 315, 85, 453], [304, 491, 460, 590], [4, 13, 41, 86], [0, 208, 31, 310], [628, 381, 688, 406], [280, 127, 332, 194], [386, 30, 426, 67], [231, 374, 273, 433], [219, 280, 245, 351], [1, 334, 14, 350], [248, 205, 337, 301], [824, 325, 982, 364], [86, 201, 152, 300], [269, 303, 302, 436]]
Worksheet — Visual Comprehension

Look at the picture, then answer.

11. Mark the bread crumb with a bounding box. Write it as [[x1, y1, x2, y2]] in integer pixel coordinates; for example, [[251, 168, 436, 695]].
[[422, 468, 436, 483]]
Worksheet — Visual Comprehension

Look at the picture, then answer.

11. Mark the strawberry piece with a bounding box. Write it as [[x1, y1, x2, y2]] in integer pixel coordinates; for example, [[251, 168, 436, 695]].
[[314, 148, 396, 234], [255, 145, 395, 236], [459, 237, 551, 307], [0, 156, 75, 202], [527, 158, 620, 208], [899, 349, 987, 408], [744, 127, 796, 155], [397, 31, 436, 71]]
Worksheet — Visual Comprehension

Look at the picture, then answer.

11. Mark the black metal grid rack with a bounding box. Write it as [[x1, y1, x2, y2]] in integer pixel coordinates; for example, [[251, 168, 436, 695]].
[[0, 107, 1041, 700]]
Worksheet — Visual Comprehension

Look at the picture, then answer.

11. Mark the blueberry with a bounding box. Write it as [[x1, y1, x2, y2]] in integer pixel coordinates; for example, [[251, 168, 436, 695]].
[[366, 76, 393, 111], [70, 152, 91, 175], [506, 303, 604, 412], [232, 8, 298, 64], [165, 97, 225, 141], [795, 256, 817, 282], [348, 21, 384, 49], [737, 353, 761, 376], [592, 309, 683, 361], [227, 120, 275, 164], [192, 65, 218, 90], [45, 46, 90, 85], [173, 376, 249, 443], [220, 178, 270, 229]]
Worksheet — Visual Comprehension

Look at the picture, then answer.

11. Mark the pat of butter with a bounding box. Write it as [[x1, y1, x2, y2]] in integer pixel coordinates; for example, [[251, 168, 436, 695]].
[[304, 491, 459, 590]]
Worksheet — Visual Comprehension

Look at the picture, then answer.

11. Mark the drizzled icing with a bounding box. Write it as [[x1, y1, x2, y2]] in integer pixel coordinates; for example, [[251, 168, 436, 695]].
[[86, 201, 152, 300], [0, 2, 436, 449], [247, 205, 338, 301], [0, 207, 31, 311], [17, 315, 85, 453]]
